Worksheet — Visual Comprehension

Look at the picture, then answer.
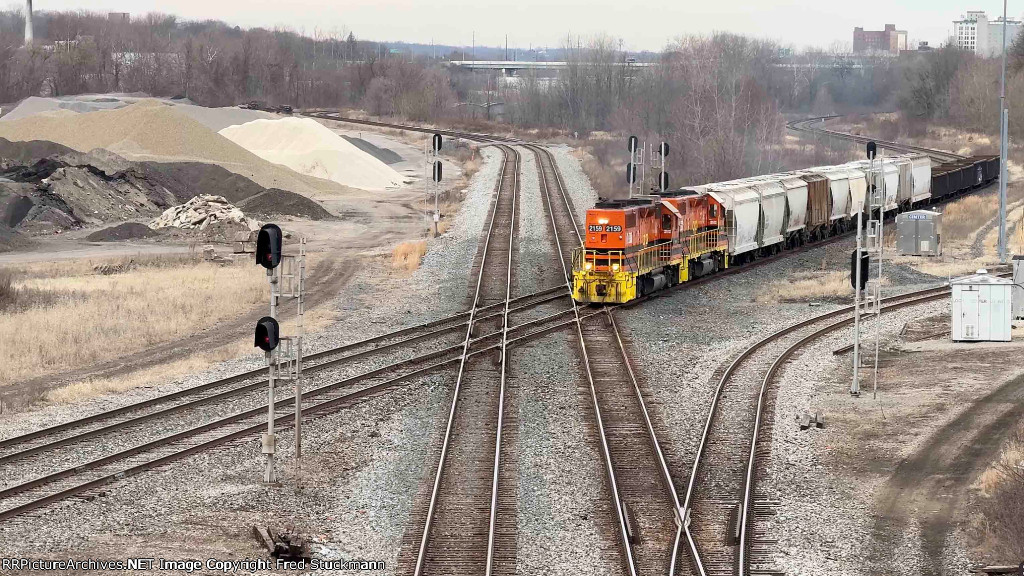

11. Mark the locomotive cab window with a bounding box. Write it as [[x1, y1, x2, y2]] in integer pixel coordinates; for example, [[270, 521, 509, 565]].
[[709, 205, 718, 218], [626, 213, 637, 229], [662, 214, 672, 232]]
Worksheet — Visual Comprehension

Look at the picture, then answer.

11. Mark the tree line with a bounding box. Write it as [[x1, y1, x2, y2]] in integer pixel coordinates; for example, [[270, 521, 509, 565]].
[[1, 9, 1017, 182], [0, 9, 456, 116]]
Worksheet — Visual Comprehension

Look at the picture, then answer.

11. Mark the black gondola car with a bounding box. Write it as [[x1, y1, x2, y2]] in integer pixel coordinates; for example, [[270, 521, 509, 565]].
[[931, 166, 951, 199]]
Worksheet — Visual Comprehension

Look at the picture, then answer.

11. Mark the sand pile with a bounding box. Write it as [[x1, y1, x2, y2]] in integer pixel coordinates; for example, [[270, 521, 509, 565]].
[[151, 195, 259, 231], [220, 118, 405, 190], [0, 101, 350, 199]]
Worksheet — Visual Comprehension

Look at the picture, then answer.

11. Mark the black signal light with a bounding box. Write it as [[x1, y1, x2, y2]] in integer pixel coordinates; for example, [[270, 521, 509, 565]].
[[850, 249, 870, 291], [256, 223, 282, 270], [254, 316, 280, 352]]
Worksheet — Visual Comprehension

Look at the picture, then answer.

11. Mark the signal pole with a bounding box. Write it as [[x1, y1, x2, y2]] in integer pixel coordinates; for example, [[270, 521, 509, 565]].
[[999, 0, 1009, 264], [872, 148, 885, 399], [431, 133, 443, 237], [254, 224, 306, 484], [852, 145, 871, 396], [656, 142, 670, 194], [627, 135, 639, 197], [266, 268, 278, 483]]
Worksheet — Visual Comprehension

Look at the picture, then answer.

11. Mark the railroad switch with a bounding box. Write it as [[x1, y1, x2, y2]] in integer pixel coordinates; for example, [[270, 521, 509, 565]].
[[622, 501, 641, 545], [728, 503, 742, 546]]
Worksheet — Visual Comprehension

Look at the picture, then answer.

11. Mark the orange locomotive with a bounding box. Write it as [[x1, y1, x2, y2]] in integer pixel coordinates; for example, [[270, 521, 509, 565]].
[[572, 190, 728, 304]]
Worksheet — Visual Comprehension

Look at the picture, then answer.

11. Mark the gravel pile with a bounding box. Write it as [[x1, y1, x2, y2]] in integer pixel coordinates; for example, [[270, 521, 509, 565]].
[[220, 118, 406, 191], [150, 195, 260, 231], [0, 100, 350, 199], [85, 223, 157, 242], [1, 95, 277, 132]]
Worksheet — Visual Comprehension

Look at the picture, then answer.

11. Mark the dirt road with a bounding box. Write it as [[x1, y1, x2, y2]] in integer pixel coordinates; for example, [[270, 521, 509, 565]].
[[868, 371, 1024, 574]]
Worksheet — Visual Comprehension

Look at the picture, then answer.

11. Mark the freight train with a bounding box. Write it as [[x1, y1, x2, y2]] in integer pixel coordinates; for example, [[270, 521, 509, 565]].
[[571, 154, 1000, 304]]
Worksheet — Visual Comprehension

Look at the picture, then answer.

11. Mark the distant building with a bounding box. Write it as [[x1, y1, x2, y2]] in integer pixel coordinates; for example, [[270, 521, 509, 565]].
[[108, 12, 130, 23], [853, 24, 908, 54], [954, 11, 1023, 56]]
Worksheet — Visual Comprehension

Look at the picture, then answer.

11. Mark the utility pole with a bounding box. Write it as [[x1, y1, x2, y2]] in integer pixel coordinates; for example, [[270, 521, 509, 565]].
[[999, 0, 1010, 264], [23, 0, 32, 47]]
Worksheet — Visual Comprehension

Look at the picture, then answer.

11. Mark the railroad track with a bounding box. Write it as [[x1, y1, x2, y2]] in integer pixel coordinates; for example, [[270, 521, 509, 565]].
[[0, 286, 568, 466], [303, 110, 516, 144], [0, 286, 589, 523], [679, 280, 993, 576], [402, 144, 519, 576], [526, 142, 685, 576], [787, 116, 966, 163], [0, 125, 543, 526]]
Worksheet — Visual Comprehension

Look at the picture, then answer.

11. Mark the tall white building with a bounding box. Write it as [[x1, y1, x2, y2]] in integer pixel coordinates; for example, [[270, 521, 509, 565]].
[[954, 11, 1023, 56]]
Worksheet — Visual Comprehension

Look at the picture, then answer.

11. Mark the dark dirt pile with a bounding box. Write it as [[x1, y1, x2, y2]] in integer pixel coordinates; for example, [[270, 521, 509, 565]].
[[0, 142, 335, 238], [86, 223, 158, 242], [0, 138, 75, 168], [0, 224, 29, 252], [342, 136, 403, 165], [236, 190, 333, 220]]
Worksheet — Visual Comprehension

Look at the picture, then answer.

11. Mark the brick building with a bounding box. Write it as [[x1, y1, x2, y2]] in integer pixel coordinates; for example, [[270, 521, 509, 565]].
[[853, 24, 908, 54]]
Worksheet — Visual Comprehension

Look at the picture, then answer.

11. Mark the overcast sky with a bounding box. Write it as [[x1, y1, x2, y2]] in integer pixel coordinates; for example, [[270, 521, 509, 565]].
[[21, 0, 1024, 52]]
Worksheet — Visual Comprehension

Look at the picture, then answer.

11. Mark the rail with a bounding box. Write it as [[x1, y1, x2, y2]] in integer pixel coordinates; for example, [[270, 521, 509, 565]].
[[680, 278, 998, 576], [412, 144, 518, 576]]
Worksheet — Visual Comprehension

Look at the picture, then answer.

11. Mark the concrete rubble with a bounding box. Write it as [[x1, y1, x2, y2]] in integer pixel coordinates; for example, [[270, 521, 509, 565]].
[[150, 195, 260, 231]]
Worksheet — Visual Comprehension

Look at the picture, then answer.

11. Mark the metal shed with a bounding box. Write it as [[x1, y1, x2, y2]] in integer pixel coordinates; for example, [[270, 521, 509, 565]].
[[951, 270, 1013, 342], [1014, 255, 1024, 320], [895, 210, 942, 256]]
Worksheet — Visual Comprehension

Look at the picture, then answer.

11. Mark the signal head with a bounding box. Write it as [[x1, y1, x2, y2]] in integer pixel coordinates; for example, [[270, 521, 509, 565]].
[[254, 316, 280, 352], [256, 223, 282, 270]]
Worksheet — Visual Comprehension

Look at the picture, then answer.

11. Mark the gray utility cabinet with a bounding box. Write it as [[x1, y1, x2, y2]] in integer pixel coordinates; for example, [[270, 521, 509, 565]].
[[896, 210, 942, 256], [951, 271, 1013, 342], [1014, 255, 1024, 320]]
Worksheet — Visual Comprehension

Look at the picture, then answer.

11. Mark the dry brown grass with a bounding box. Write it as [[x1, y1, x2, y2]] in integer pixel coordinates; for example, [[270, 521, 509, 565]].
[[392, 240, 427, 271], [971, 423, 1024, 562], [0, 255, 267, 386], [0, 270, 16, 310], [44, 339, 254, 404], [756, 271, 854, 303], [901, 257, 997, 279]]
